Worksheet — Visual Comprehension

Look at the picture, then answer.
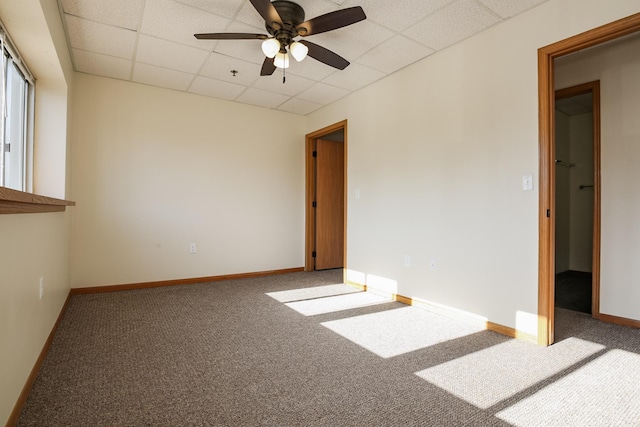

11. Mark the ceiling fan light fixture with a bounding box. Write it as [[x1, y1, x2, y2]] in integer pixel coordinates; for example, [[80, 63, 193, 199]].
[[274, 51, 290, 69], [261, 38, 280, 58], [289, 41, 308, 62]]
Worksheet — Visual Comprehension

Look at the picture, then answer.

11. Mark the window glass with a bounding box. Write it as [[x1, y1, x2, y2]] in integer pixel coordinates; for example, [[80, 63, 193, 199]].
[[0, 29, 33, 192]]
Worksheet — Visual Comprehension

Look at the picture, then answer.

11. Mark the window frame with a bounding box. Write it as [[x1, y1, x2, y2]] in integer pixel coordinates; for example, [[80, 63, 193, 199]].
[[0, 19, 74, 214]]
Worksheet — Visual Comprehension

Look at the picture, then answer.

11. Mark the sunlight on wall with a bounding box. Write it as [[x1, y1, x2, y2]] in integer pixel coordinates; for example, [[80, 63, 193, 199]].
[[415, 337, 605, 409], [345, 269, 365, 285], [322, 306, 484, 358], [515, 310, 538, 338], [365, 274, 398, 295], [409, 296, 489, 326], [497, 349, 640, 426]]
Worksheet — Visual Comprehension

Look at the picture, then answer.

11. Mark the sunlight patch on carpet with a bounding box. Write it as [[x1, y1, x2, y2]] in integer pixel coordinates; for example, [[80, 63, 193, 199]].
[[284, 292, 391, 316], [415, 337, 605, 409], [496, 349, 640, 426], [321, 306, 483, 358], [266, 284, 359, 303]]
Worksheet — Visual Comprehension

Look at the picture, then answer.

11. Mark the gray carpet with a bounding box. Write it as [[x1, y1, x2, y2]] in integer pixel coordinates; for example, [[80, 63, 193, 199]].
[[555, 270, 592, 314], [17, 270, 640, 426]]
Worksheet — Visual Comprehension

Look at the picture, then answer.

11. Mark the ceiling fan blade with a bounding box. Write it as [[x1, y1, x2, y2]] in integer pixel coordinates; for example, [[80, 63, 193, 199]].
[[299, 40, 349, 70], [250, 0, 283, 28], [260, 57, 277, 76], [194, 33, 268, 40], [296, 7, 366, 36]]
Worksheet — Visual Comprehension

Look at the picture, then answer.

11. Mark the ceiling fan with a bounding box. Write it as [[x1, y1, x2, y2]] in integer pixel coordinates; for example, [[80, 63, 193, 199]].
[[194, 0, 366, 78]]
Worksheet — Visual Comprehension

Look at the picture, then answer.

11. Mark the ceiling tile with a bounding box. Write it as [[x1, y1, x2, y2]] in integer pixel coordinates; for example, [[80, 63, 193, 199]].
[[136, 35, 209, 74], [347, 0, 455, 32], [251, 72, 316, 97], [234, 1, 268, 29], [478, 0, 547, 19], [132, 62, 195, 91], [297, 82, 349, 105], [404, 0, 501, 50], [277, 98, 323, 115], [60, 0, 145, 30], [297, 1, 340, 24], [321, 62, 385, 91], [173, 0, 245, 18], [287, 57, 336, 81], [356, 35, 434, 74], [199, 53, 260, 86], [73, 49, 132, 80], [188, 76, 245, 100], [214, 40, 266, 65], [64, 15, 136, 59], [235, 87, 290, 109], [305, 20, 395, 62], [140, 0, 228, 49]]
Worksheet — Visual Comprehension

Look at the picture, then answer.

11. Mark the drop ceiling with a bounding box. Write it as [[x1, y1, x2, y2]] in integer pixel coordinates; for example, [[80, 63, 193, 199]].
[[58, 0, 548, 115]]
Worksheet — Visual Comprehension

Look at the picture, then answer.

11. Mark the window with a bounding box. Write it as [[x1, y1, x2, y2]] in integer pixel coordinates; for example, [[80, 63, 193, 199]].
[[0, 22, 34, 192]]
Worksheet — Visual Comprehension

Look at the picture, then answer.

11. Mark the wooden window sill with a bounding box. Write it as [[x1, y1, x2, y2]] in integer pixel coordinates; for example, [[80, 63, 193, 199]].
[[0, 187, 75, 214]]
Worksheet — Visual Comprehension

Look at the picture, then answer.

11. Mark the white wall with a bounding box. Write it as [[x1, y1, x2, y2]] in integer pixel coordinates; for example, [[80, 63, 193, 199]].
[[556, 32, 640, 320], [0, 0, 73, 425], [306, 0, 640, 335], [70, 74, 306, 287]]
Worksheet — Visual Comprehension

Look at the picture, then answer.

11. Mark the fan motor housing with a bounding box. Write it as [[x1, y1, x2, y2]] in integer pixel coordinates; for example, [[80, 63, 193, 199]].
[[267, 1, 305, 31]]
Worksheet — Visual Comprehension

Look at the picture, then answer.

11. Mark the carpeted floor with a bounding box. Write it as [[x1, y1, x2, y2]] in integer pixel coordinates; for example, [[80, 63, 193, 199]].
[[555, 270, 592, 314], [17, 270, 640, 426]]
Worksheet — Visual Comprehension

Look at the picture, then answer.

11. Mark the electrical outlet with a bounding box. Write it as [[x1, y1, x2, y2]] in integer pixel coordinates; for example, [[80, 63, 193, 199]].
[[39, 277, 44, 299], [430, 259, 437, 271], [404, 255, 411, 267], [189, 243, 197, 254]]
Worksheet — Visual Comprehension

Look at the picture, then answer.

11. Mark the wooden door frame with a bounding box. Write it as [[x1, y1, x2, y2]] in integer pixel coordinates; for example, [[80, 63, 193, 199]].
[[305, 120, 347, 273], [554, 81, 601, 317], [538, 12, 640, 346]]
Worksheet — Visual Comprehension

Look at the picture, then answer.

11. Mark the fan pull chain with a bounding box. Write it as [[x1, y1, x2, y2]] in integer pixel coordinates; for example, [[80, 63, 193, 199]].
[[282, 66, 286, 84]]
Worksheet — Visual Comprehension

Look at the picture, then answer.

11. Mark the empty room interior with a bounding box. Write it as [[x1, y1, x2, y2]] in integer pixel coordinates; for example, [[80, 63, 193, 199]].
[[2, 0, 640, 425]]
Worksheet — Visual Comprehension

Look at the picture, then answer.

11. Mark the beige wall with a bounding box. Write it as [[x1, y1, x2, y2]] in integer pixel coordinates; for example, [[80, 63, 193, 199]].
[[69, 74, 306, 287], [306, 0, 640, 335], [0, 0, 73, 425], [556, 31, 640, 320]]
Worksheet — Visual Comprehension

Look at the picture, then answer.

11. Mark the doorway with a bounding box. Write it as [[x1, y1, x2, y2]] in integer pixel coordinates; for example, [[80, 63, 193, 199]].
[[554, 82, 600, 317], [305, 120, 347, 273], [538, 12, 640, 346]]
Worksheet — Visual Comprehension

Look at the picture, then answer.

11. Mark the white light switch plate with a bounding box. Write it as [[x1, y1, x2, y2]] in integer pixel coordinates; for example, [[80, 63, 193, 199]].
[[522, 175, 533, 191]]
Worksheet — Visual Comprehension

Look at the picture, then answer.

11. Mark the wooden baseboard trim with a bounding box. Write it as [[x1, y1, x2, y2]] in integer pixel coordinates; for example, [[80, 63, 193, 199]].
[[348, 282, 537, 343], [6, 292, 72, 427], [595, 312, 640, 329], [70, 267, 305, 294]]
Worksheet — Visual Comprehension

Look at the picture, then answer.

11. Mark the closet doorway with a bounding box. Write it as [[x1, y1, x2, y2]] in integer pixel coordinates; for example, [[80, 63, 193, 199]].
[[554, 82, 600, 317], [305, 120, 347, 272]]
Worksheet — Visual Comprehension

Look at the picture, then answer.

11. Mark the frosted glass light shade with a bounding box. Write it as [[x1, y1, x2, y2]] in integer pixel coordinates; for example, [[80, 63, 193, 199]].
[[261, 38, 280, 58], [274, 52, 290, 69], [289, 41, 308, 62]]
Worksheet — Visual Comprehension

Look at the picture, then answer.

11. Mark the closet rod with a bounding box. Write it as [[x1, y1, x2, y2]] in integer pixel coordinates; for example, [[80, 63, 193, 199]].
[[555, 159, 575, 167]]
